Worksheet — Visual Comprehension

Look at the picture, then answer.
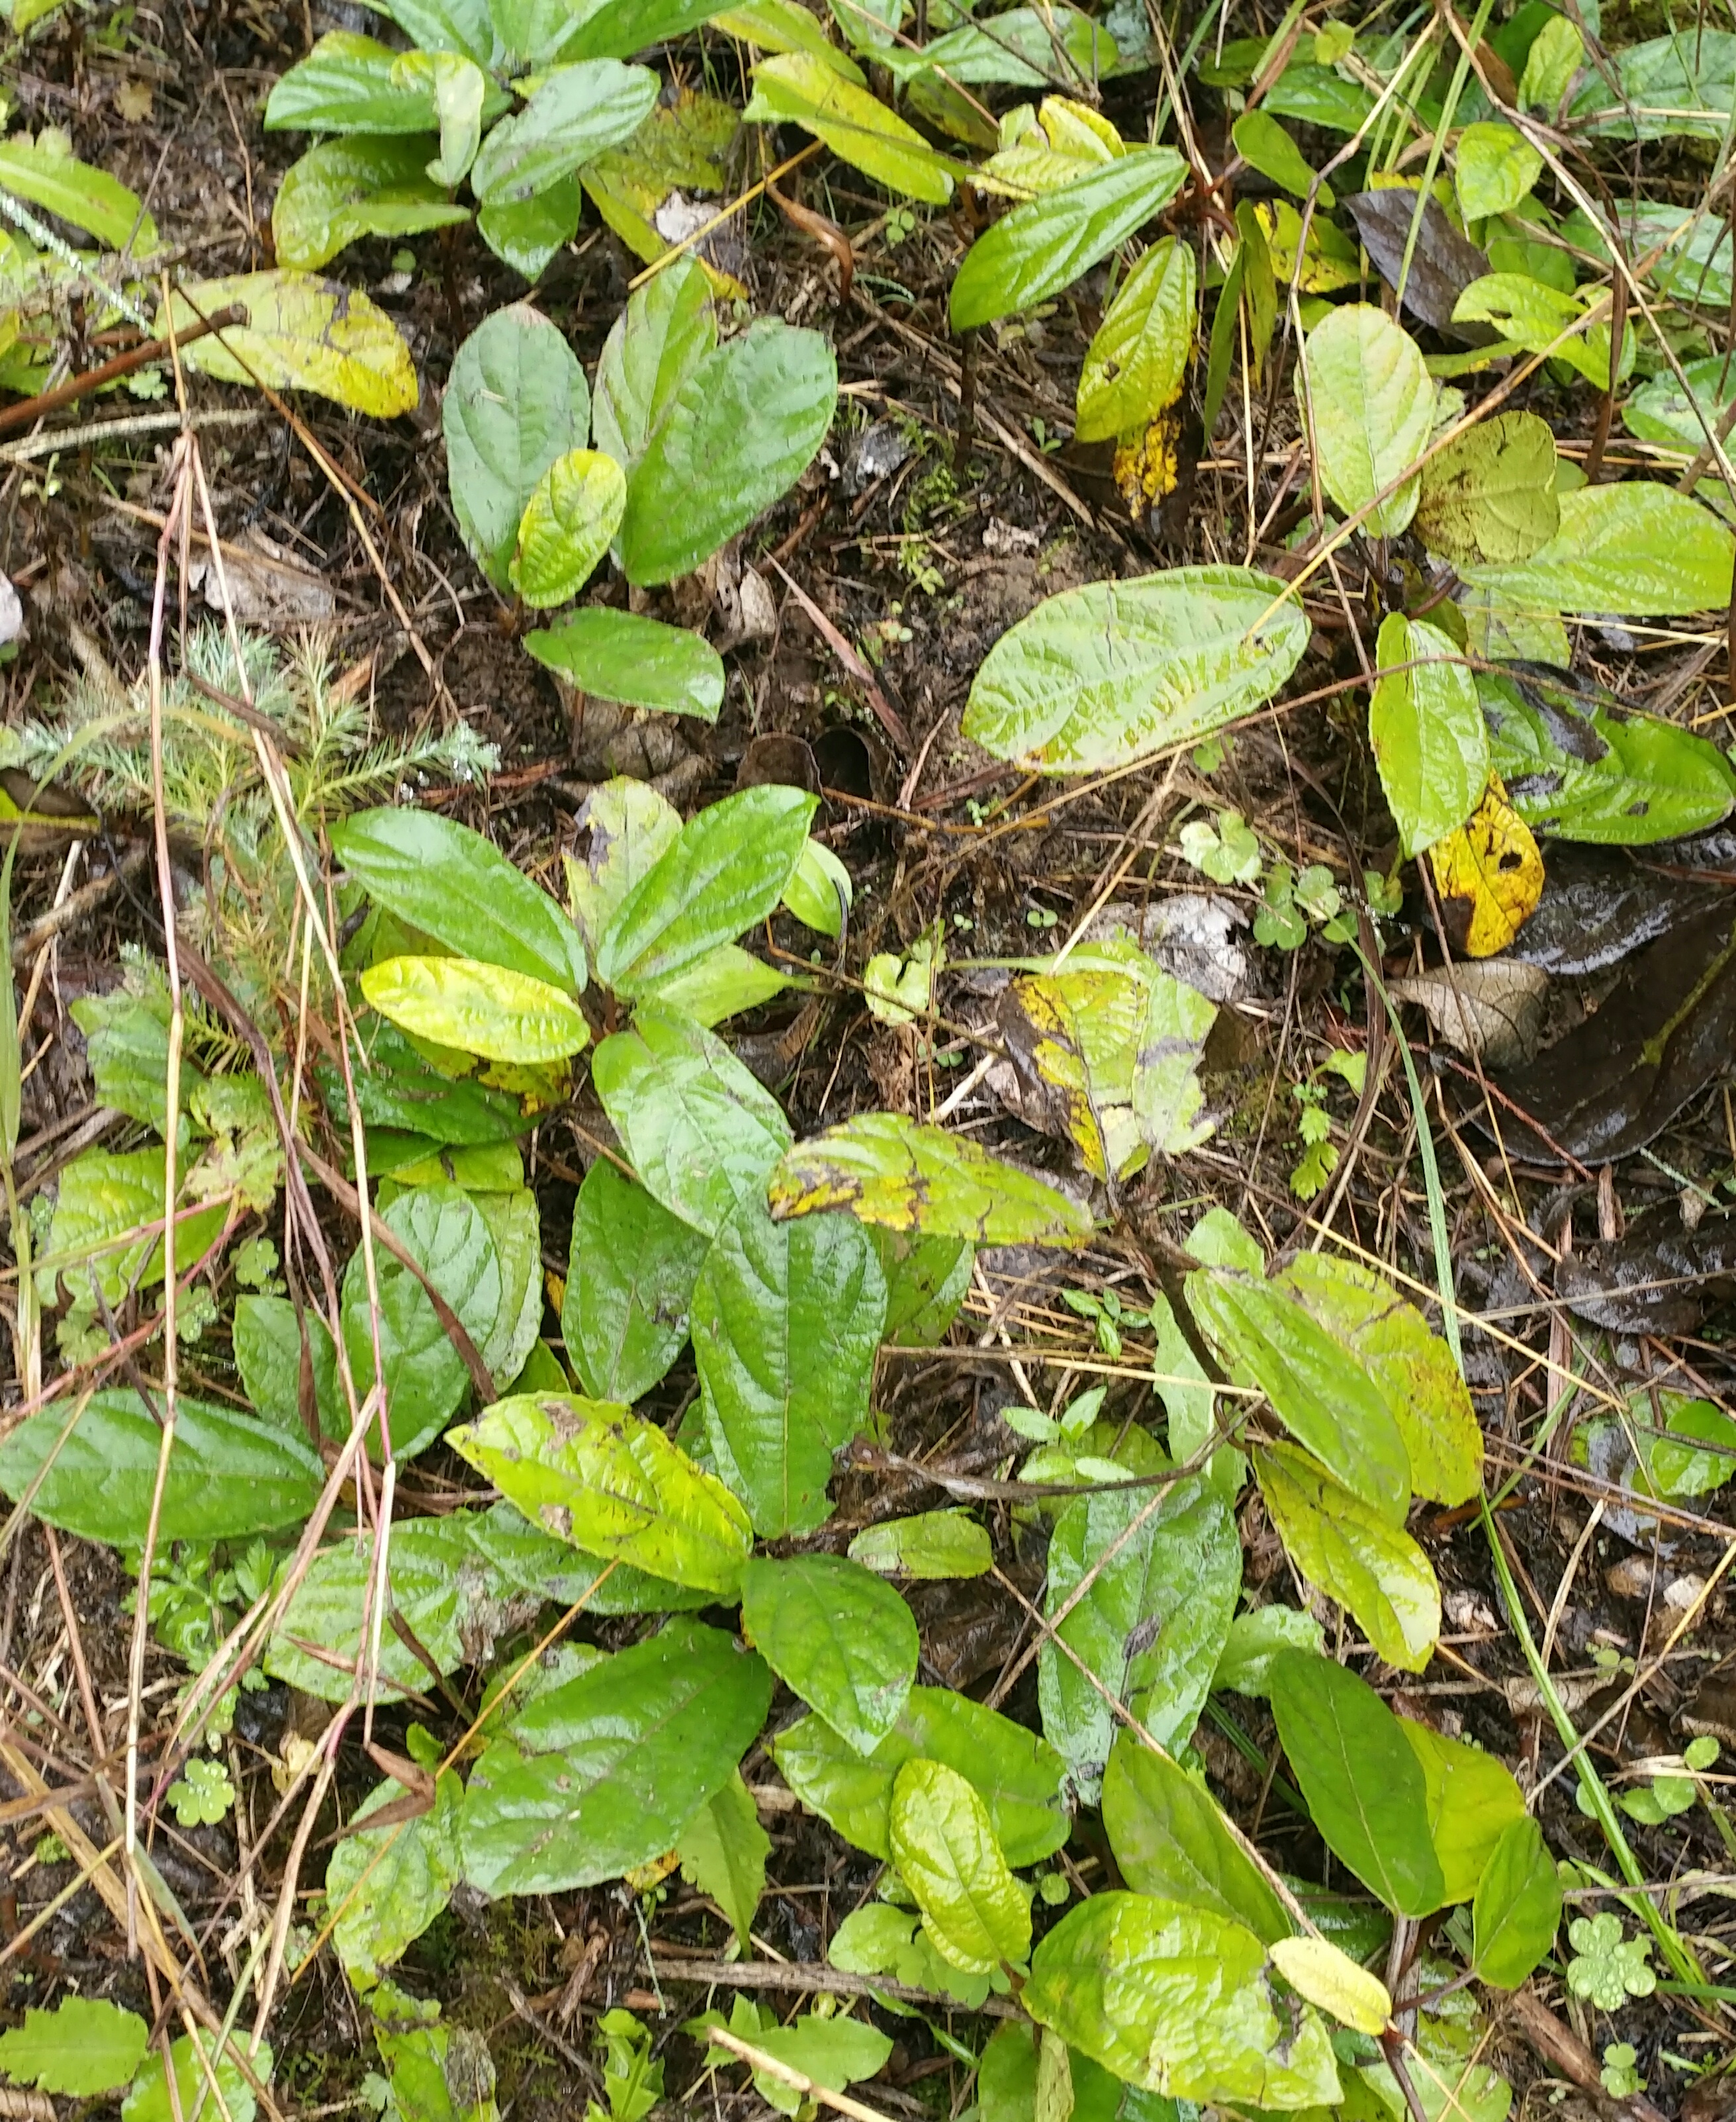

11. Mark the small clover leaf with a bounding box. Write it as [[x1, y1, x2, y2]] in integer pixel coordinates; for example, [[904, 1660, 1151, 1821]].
[[167, 1755, 234, 1828], [1600, 2044, 1641, 2098], [1566, 1914, 1655, 2011]]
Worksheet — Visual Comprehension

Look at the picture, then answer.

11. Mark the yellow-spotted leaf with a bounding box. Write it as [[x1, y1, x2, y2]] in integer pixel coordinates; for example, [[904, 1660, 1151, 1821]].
[[361, 955, 590, 1062], [1414, 410, 1559, 567], [1112, 410, 1186, 522], [1077, 236, 1194, 444], [1427, 775, 1544, 958], [1254, 199, 1359, 292], [157, 271, 417, 416], [743, 53, 957, 203], [1269, 1938, 1392, 2037], [511, 449, 626, 608]]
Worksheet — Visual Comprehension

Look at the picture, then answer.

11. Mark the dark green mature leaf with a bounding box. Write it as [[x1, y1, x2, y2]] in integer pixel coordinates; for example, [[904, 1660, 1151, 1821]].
[[524, 608, 725, 719], [1623, 353, 1736, 461], [563, 1159, 709, 1401], [0, 1390, 320, 1544], [1571, 27, 1736, 141], [448, 1391, 753, 1594], [874, 1229, 974, 1346], [327, 1763, 463, 1985], [1100, 1731, 1288, 1943], [265, 1516, 484, 1700], [1472, 1816, 1562, 1988], [769, 1113, 1093, 1245], [459, 1618, 772, 1894], [472, 1185, 543, 1387], [1269, 1651, 1445, 1916], [596, 784, 817, 993], [890, 1758, 1031, 1973], [882, 5, 1111, 85], [273, 138, 469, 271], [691, 1192, 887, 1536], [234, 1292, 343, 1442], [565, 777, 682, 957], [1369, 611, 1488, 858], [1460, 481, 1735, 616], [1187, 1268, 1411, 1523], [962, 567, 1309, 774], [0, 1998, 149, 2097], [263, 32, 439, 133], [1024, 1893, 1342, 2106], [1039, 1480, 1240, 1798], [443, 304, 590, 588], [470, 60, 657, 205], [771, 1685, 1070, 1865], [848, 1508, 991, 1580], [560, 0, 737, 60], [742, 1553, 917, 1751], [479, 179, 582, 275], [340, 1019, 527, 1145], [950, 151, 1187, 330], [374, 0, 490, 68], [619, 321, 838, 584], [593, 1003, 792, 1238]]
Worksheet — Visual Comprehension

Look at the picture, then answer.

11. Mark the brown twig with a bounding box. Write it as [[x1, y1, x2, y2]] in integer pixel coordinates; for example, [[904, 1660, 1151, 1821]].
[[0, 308, 244, 438]]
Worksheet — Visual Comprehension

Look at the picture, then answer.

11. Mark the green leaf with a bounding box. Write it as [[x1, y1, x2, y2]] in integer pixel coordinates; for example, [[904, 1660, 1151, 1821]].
[[157, 271, 417, 416], [1453, 122, 1541, 221], [771, 1684, 1070, 1865], [565, 777, 682, 958], [1633, 1391, 1736, 1500], [0, 138, 156, 251], [1212, 1604, 1324, 1696], [459, 1618, 772, 1893], [510, 447, 626, 606], [978, 2022, 1039, 2121], [1269, 1651, 1445, 1917], [593, 254, 716, 469], [715, 0, 866, 78], [0, 1999, 150, 2097], [651, 945, 792, 1027], [0, 1389, 320, 1544], [470, 1185, 544, 1387], [265, 1516, 483, 1700], [596, 784, 818, 994], [1368, 610, 1487, 857], [890, 1758, 1030, 1974], [1040, 1480, 1241, 1798], [264, 31, 439, 131], [1471, 1816, 1561, 1988], [619, 320, 838, 584], [743, 54, 956, 203], [466, 1497, 704, 1614], [444, 303, 590, 587], [848, 1508, 991, 1579], [167, 1753, 235, 1825], [1451, 273, 1629, 392], [1075, 236, 1195, 444], [398, 50, 488, 187], [326, 1767, 463, 1985], [782, 837, 853, 939], [361, 955, 590, 1063], [1571, 27, 1736, 142], [1623, 353, 1736, 459], [676, 1769, 769, 1947], [563, 1158, 708, 1401], [769, 1113, 1094, 1245], [692, 1192, 887, 1536], [479, 181, 582, 277], [471, 60, 658, 205], [1253, 1442, 1439, 1671], [1402, 1719, 1524, 1905], [558, 0, 737, 60], [874, 1229, 974, 1346], [712, 2011, 893, 2114], [234, 1292, 343, 1442], [831, 1904, 992, 2007], [448, 1391, 753, 1594], [525, 608, 724, 719], [592, 1003, 792, 1238], [1024, 1893, 1342, 2107], [1462, 479, 1736, 618], [1188, 1268, 1412, 1523], [1100, 1730, 1289, 1943], [951, 150, 1187, 330], [1269, 1937, 1391, 2039], [122, 2036, 269, 2122], [883, 7, 1113, 85], [271, 138, 469, 271], [963, 565, 1309, 774], [38, 1145, 224, 1311], [1231, 109, 1330, 205], [1415, 410, 1559, 568], [741, 1553, 917, 1751], [1301, 302, 1435, 536], [1275, 1253, 1483, 1505]]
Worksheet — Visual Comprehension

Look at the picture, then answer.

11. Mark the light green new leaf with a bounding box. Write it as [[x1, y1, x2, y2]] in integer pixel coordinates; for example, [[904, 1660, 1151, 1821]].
[[444, 304, 590, 587], [263, 32, 440, 132], [122, 2036, 270, 2122], [1460, 480, 1735, 616], [470, 60, 658, 205], [1453, 122, 1541, 221], [0, 139, 157, 252], [651, 945, 790, 1027], [782, 837, 852, 939], [1253, 1441, 1440, 1671], [1402, 1720, 1524, 1904], [849, 1508, 991, 1579], [963, 565, 1308, 774], [265, 1517, 482, 1700], [1276, 1253, 1483, 1504], [479, 180, 582, 277], [890, 1759, 1031, 1974], [593, 254, 715, 469], [563, 1158, 708, 1402], [1100, 1731, 1289, 1943], [272, 138, 469, 271], [743, 1553, 917, 1751], [510, 447, 625, 607], [676, 1769, 770, 1947], [715, 0, 866, 77], [1452, 272, 1629, 392], [1302, 302, 1434, 536], [1472, 1816, 1561, 1988], [448, 1391, 753, 1594], [951, 150, 1187, 330], [0, 1999, 149, 2097], [361, 956, 590, 1063], [395, 50, 488, 187], [1212, 1604, 1324, 1696], [769, 1112, 1094, 1246], [1024, 1893, 1342, 2107], [1076, 236, 1195, 444], [1232, 109, 1329, 203], [157, 271, 417, 416], [327, 1764, 462, 1985], [525, 607, 725, 719], [1270, 1651, 1445, 1916], [1520, 13, 1581, 109], [1368, 611, 1488, 858], [743, 54, 956, 203], [1414, 410, 1559, 567]]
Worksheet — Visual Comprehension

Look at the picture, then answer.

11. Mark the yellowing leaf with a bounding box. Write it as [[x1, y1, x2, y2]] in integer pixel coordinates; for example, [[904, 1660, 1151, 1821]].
[[581, 89, 739, 265], [1077, 236, 1194, 444], [1302, 303, 1435, 537], [1414, 410, 1559, 567], [1254, 199, 1360, 291], [1112, 409, 1185, 519], [510, 448, 626, 608], [977, 94, 1122, 199], [360, 954, 590, 1062], [1426, 774, 1544, 958], [158, 271, 417, 416], [1269, 1937, 1392, 2036], [743, 53, 957, 203]]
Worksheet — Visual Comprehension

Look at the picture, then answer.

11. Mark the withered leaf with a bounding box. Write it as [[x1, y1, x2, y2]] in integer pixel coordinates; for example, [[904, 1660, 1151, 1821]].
[[1345, 189, 1493, 336], [1555, 1207, 1736, 1336]]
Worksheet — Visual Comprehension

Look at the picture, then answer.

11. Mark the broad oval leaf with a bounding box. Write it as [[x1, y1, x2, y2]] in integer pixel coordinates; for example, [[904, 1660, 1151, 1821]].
[[1100, 1730, 1289, 1943], [511, 447, 625, 607], [742, 1553, 917, 1752], [326, 1769, 462, 1986], [525, 606, 724, 719], [951, 150, 1187, 330], [263, 32, 439, 133], [1453, 121, 1541, 222], [332, 806, 586, 990], [1269, 1650, 1445, 1917], [1024, 1893, 1342, 2107], [1571, 28, 1736, 141], [874, 1228, 974, 1347], [1415, 410, 1559, 567], [444, 303, 590, 588], [460, 1618, 772, 1894], [265, 1516, 483, 1700], [1402, 1719, 1525, 1905], [743, 53, 957, 203], [1268, 1937, 1391, 2037], [479, 180, 582, 276], [234, 1291, 342, 1442], [963, 565, 1309, 774], [563, 1158, 709, 1401], [559, 0, 739, 61], [361, 954, 590, 1062], [1302, 302, 1435, 536], [1076, 236, 1195, 444], [593, 254, 717, 470], [1471, 1815, 1561, 1988], [449, 1390, 752, 1594], [0, 1999, 150, 2099], [158, 271, 417, 416], [272, 138, 469, 271], [470, 60, 659, 205], [769, 1113, 1094, 1245], [1460, 481, 1736, 616], [1369, 611, 1488, 858], [848, 1508, 991, 1579], [890, 1758, 1031, 1973]]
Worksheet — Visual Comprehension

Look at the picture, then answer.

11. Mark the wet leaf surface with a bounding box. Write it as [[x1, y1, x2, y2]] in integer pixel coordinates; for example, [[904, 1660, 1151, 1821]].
[[1553, 1207, 1736, 1334], [1344, 189, 1492, 334]]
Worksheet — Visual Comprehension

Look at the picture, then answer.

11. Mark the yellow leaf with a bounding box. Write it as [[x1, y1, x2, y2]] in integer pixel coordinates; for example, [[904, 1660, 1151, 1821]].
[[1254, 199, 1361, 293], [1269, 1937, 1392, 2036], [360, 955, 590, 1064], [1426, 774, 1543, 957], [156, 271, 418, 418], [1113, 407, 1184, 518]]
